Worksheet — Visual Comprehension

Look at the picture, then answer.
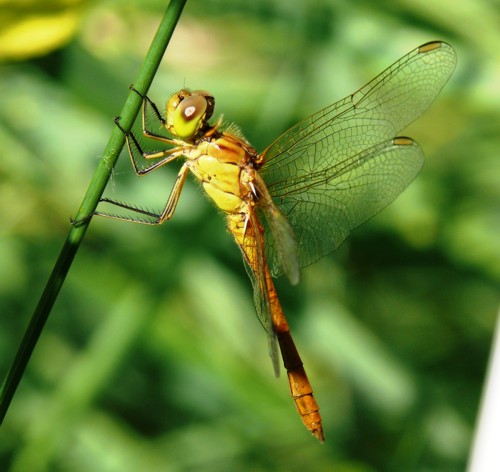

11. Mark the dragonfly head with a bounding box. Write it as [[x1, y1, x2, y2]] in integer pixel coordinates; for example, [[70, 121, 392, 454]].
[[165, 89, 215, 141]]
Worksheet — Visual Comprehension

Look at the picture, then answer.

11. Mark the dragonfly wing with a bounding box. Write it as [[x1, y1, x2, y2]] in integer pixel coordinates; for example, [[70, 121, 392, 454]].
[[240, 209, 281, 376], [262, 137, 424, 276], [253, 172, 300, 285], [244, 261, 280, 376], [260, 41, 456, 275]]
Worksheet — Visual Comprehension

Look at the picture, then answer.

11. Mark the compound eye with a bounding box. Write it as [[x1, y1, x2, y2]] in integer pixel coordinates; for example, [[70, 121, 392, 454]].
[[191, 90, 215, 121], [173, 95, 208, 139]]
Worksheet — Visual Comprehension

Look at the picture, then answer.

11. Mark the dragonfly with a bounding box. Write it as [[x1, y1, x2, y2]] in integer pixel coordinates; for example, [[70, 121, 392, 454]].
[[91, 41, 456, 441]]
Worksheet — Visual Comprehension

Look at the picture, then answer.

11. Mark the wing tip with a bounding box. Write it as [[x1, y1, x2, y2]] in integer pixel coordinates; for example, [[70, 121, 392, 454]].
[[418, 40, 445, 53]]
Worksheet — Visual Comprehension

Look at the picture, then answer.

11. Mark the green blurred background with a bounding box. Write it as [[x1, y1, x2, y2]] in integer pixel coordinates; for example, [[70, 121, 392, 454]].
[[1, 0, 499, 470]]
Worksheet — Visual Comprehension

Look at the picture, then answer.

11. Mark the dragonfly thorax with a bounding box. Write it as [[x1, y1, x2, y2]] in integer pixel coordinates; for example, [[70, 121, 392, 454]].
[[185, 131, 258, 215], [165, 89, 215, 141]]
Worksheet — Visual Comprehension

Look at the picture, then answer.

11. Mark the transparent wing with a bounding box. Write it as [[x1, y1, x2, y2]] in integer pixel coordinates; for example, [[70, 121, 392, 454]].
[[240, 209, 281, 376], [259, 41, 456, 276], [253, 172, 300, 285]]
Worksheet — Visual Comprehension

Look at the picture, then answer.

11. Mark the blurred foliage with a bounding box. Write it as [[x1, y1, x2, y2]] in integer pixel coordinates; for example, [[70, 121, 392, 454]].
[[0, 0, 85, 61], [1, 0, 499, 471]]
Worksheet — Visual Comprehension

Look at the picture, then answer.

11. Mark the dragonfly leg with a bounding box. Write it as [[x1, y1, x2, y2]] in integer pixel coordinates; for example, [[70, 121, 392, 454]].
[[71, 163, 189, 226], [155, 161, 190, 223], [75, 162, 190, 226], [129, 85, 181, 145], [114, 116, 185, 175]]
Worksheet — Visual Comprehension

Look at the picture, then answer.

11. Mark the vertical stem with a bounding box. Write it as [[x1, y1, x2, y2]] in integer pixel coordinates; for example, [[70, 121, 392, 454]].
[[0, 0, 188, 424]]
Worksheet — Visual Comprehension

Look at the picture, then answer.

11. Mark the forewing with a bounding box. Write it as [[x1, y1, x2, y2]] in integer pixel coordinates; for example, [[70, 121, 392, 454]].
[[262, 138, 424, 276], [259, 41, 456, 276]]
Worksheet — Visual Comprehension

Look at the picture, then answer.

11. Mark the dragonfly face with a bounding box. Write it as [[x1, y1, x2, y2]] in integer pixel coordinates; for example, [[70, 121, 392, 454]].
[[93, 41, 457, 442], [165, 89, 215, 141]]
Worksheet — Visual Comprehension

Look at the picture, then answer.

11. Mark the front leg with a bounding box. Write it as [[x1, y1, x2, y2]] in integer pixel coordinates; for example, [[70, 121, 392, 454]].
[[129, 85, 178, 145], [114, 116, 184, 176]]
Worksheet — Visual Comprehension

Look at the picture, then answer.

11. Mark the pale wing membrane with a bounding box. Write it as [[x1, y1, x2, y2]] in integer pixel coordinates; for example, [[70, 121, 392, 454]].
[[244, 261, 280, 376], [263, 201, 300, 285], [260, 42, 456, 276], [253, 172, 300, 285], [241, 210, 281, 376], [262, 138, 424, 275]]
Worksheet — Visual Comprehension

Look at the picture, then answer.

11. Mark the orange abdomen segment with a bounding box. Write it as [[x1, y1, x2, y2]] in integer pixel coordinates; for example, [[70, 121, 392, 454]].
[[268, 273, 324, 442]]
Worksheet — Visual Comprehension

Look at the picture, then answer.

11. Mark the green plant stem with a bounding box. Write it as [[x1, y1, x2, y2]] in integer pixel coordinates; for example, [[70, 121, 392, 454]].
[[0, 0, 188, 425]]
